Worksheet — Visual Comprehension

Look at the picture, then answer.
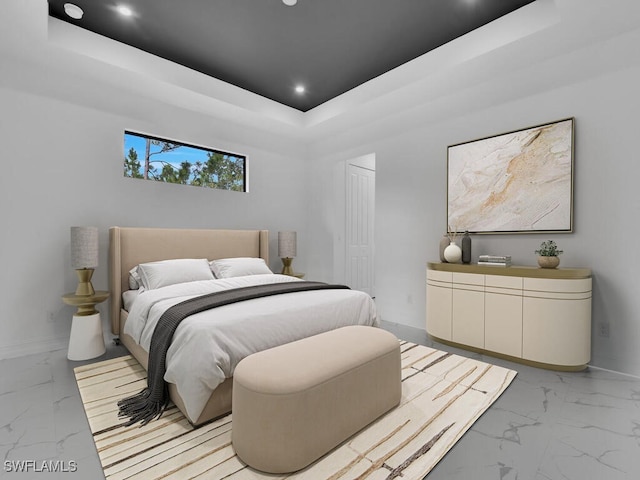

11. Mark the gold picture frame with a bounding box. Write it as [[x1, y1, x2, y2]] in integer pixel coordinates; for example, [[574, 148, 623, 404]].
[[447, 118, 574, 234]]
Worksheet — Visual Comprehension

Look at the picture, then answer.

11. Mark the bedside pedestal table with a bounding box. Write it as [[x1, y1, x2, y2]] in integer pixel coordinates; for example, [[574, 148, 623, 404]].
[[62, 290, 109, 361]]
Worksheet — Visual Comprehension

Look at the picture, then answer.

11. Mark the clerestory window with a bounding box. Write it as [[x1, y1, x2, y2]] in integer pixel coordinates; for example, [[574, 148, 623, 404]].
[[123, 131, 246, 192]]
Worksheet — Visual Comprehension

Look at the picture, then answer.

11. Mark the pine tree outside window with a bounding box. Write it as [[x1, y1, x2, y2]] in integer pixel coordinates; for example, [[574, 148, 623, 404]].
[[123, 131, 246, 192]]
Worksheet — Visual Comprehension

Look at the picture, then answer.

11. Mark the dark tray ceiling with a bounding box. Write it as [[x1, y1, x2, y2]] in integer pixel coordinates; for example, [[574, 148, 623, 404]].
[[48, 0, 536, 112]]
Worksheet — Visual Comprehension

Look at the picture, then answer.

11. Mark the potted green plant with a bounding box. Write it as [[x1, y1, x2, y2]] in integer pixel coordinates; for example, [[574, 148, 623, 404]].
[[535, 240, 563, 268]]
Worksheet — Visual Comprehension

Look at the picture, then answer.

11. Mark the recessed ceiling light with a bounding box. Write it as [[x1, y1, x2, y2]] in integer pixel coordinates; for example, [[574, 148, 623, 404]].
[[295, 85, 305, 94], [63, 3, 84, 20], [117, 5, 133, 17], [283, 0, 298, 6]]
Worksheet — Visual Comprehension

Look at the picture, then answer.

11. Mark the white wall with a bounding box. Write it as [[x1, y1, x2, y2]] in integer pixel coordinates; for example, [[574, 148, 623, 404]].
[[306, 1, 640, 376], [0, 1, 315, 358], [0, 85, 309, 358]]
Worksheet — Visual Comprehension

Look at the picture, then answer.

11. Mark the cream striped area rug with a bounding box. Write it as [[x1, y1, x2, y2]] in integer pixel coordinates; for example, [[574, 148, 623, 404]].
[[75, 341, 516, 480]]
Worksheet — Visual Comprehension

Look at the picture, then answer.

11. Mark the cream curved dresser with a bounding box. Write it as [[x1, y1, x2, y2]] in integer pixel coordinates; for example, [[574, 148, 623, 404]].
[[426, 262, 592, 371]]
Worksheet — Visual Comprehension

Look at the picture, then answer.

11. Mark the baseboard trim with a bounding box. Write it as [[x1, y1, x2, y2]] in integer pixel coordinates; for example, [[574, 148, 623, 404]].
[[587, 364, 640, 380], [0, 335, 68, 360]]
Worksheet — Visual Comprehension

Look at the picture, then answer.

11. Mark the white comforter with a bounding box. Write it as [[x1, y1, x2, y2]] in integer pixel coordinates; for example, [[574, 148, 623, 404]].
[[124, 274, 378, 421]]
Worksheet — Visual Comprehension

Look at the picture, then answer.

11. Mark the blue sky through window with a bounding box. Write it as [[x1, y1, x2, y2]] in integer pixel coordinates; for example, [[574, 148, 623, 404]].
[[123, 131, 246, 191]]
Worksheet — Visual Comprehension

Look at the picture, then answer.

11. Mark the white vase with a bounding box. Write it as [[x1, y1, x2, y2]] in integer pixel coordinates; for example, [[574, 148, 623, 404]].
[[444, 242, 462, 263]]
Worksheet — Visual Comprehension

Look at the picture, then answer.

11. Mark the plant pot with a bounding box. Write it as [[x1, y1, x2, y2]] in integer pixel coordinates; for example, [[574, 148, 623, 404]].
[[538, 255, 560, 269]]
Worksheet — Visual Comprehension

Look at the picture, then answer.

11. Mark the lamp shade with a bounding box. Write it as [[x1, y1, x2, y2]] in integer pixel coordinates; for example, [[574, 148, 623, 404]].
[[278, 231, 297, 258], [70, 226, 98, 269]]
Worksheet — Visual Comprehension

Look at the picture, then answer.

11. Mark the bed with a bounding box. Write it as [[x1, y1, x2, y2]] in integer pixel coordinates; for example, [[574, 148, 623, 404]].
[[108, 226, 378, 426]]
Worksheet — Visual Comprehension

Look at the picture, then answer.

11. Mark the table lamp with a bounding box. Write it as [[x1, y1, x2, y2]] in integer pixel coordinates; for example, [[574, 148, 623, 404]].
[[278, 231, 297, 276], [70, 226, 98, 296]]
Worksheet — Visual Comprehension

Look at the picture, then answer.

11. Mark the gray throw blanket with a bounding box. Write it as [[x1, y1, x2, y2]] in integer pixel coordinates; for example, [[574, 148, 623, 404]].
[[118, 281, 350, 426]]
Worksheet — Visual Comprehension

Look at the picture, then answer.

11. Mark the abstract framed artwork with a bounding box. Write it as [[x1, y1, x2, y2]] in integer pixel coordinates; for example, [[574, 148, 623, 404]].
[[447, 118, 574, 234]]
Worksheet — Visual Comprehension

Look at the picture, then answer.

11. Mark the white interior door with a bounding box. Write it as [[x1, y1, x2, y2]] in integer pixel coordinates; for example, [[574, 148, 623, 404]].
[[346, 163, 375, 296]]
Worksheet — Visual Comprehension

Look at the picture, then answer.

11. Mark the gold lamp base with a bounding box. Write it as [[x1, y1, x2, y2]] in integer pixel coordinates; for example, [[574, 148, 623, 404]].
[[281, 257, 295, 276], [75, 268, 96, 296]]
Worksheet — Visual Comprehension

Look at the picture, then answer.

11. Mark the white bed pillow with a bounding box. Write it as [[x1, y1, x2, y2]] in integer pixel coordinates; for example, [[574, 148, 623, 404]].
[[209, 257, 273, 278], [128, 266, 142, 290], [122, 288, 143, 311], [137, 258, 214, 290]]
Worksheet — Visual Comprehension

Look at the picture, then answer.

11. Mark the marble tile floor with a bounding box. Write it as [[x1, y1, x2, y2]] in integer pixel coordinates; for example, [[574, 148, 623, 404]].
[[1, 322, 639, 480]]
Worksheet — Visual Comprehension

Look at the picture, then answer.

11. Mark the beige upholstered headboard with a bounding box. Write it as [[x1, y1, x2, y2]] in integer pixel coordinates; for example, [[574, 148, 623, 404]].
[[108, 227, 269, 335]]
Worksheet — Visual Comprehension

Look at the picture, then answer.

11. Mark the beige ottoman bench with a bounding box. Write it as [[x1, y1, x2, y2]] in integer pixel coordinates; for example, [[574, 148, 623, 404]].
[[232, 325, 401, 473]]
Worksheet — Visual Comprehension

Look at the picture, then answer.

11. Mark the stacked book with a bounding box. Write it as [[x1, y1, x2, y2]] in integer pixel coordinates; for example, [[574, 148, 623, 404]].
[[478, 255, 511, 266]]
